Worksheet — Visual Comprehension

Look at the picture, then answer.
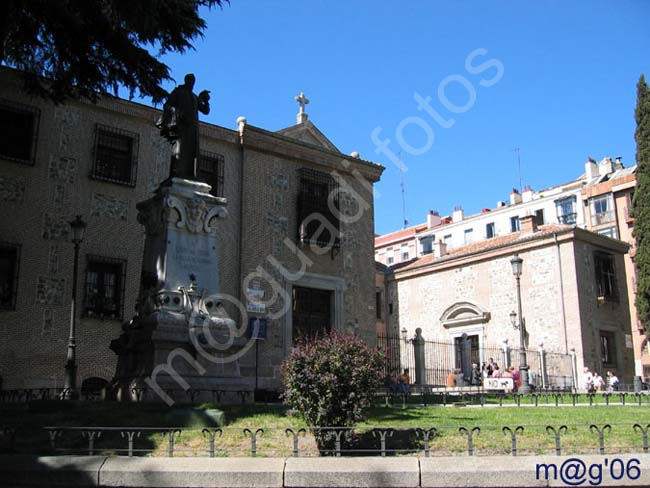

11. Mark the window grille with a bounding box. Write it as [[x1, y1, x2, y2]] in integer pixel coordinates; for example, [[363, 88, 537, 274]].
[[594, 252, 617, 301], [376, 291, 382, 320], [0, 99, 39, 164], [297, 168, 340, 248], [92, 124, 138, 186], [556, 196, 577, 225], [197, 151, 225, 197], [600, 331, 616, 365], [0, 242, 20, 310], [83, 255, 127, 319]]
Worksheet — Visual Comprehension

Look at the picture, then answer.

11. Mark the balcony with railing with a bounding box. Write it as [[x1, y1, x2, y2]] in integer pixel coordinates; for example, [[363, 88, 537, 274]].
[[558, 213, 577, 225], [591, 210, 615, 226]]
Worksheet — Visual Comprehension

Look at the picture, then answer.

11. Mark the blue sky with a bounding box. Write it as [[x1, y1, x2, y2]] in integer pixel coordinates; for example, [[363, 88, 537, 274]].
[[158, 1, 650, 235]]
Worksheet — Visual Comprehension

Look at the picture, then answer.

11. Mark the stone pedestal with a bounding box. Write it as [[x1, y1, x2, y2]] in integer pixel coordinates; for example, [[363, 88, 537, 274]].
[[109, 178, 252, 403]]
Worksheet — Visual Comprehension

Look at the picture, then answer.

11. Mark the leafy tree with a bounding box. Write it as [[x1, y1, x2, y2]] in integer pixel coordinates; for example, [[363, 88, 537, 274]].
[[282, 331, 384, 453], [633, 74, 650, 334], [0, 0, 227, 103]]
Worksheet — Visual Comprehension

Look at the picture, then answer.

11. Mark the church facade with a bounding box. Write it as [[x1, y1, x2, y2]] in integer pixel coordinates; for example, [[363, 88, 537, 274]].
[[0, 68, 383, 393]]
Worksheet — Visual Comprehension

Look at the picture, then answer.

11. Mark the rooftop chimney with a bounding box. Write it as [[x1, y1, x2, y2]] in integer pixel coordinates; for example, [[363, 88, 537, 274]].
[[510, 189, 522, 205], [522, 185, 534, 203], [452, 205, 464, 223], [520, 214, 537, 234], [497, 201, 507, 208], [599, 157, 614, 176], [614, 156, 623, 170], [427, 210, 441, 229], [433, 240, 447, 258], [585, 157, 598, 181]]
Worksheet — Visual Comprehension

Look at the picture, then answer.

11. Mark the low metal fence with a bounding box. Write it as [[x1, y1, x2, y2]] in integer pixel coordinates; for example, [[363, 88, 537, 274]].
[[0, 388, 253, 404], [1, 423, 650, 457], [376, 390, 650, 408]]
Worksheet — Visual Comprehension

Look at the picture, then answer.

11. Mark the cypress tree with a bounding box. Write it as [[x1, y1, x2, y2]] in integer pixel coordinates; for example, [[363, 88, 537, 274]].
[[633, 75, 650, 334]]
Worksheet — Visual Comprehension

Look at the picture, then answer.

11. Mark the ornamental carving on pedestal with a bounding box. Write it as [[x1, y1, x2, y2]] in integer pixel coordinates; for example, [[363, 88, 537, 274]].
[[164, 195, 227, 236]]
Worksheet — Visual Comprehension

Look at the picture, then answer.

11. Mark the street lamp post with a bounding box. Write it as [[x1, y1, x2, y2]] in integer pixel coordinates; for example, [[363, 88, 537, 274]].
[[510, 254, 531, 394], [63, 215, 86, 399]]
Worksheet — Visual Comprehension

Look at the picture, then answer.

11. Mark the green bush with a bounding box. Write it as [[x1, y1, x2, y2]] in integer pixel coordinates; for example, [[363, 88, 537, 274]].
[[282, 331, 384, 451]]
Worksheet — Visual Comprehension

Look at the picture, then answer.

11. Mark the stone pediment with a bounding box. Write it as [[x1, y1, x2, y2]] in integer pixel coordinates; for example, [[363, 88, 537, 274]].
[[440, 302, 491, 328], [276, 120, 340, 152]]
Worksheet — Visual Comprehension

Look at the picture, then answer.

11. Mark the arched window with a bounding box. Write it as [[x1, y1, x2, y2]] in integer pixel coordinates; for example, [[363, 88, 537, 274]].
[[439, 302, 491, 328]]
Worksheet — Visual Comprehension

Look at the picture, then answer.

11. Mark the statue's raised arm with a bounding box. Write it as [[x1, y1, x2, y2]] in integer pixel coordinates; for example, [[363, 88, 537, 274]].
[[157, 73, 211, 180]]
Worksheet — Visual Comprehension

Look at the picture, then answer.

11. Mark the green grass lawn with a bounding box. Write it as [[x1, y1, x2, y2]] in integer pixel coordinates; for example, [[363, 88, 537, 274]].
[[1, 401, 649, 457]]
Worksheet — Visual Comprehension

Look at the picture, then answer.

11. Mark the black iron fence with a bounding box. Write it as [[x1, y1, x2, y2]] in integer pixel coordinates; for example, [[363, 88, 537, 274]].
[[1, 423, 649, 457], [0, 388, 253, 404], [377, 333, 574, 390]]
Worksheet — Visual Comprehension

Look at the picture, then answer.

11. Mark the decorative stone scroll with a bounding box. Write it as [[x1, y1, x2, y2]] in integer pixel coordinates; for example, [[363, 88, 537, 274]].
[[0, 174, 26, 202], [35, 276, 66, 305], [47, 245, 60, 274], [42, 214, 70, 241], [270, 174, 288, 190], [54, 107, 81, 156], [266, 213, 288, 234], [91, 193, 129, 221], [48, 155, 77, 184], [42, 308, 54, 334], [49, 181, 66, 211]]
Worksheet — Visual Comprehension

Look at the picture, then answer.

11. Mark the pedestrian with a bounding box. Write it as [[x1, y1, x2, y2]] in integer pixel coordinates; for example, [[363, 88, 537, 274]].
[[487, 357, 495, 377], [582, 367, 594, 393], [606, 371, 620, 392], [446, 369, 457, 388], [492, 364, 502, 378], [399, 368, 411, 394], [471, 363, 482, 386], [594, 372, 605, 392], [510, 366, 521, 391]]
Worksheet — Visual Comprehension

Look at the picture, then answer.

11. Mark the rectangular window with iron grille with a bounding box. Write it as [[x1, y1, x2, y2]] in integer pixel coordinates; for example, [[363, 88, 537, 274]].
[[594, 252, 617, 301], [197, 151, 225, 197], [376, 290, 382, 320], [0, 99, 39, 164], [91, 124, 138, 186], [556, 196, 577, 225], [83, 255, 126, 319], [297, 168, 340, 248], [590, 194, 615, 226], [600, 330, 616, 366], [0, 242, 20, 310]]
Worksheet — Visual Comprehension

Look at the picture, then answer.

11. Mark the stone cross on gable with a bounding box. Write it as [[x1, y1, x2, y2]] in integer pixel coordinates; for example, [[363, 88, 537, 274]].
[[295, 92, 309, 124]]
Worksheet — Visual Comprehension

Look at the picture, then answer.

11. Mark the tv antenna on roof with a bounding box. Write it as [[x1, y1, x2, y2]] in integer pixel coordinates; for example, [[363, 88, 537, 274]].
[[399, 151, 408, 229], [513, 146, 523, 193]]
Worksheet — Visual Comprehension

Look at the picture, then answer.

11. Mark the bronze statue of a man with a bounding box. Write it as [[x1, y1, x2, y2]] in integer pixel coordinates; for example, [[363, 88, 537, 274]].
[[158, 73, 210, 180]]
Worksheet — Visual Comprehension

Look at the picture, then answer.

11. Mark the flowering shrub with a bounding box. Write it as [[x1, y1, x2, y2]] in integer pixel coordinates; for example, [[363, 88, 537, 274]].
[[282, 331, 384, 451]]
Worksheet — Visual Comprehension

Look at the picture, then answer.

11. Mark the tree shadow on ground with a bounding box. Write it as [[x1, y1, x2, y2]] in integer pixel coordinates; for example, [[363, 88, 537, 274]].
[[1, 400, 225, 456]]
